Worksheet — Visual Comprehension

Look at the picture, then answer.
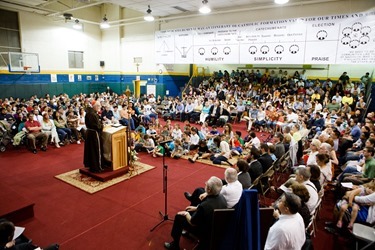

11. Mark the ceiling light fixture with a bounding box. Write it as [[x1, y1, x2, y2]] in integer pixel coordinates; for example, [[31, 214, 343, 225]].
[[100, 14, 110, 29], [144, 5, 155, 22], [199, 0, 211, 14], [73, 19, 82, 30], [274, 0, 289, 4]]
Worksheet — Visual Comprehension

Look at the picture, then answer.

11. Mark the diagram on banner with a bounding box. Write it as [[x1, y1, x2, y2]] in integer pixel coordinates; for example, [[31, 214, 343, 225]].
[[361, 26, 371, 35], [198, 48, 205, 55], [194, 45, 239, 63], [248, 46, 257, 55], [223, 47, 231, 55], [155, 31, 175, 63], [173, 30, 194, 63], [247, 44, 286, 55], [156, 9, 375, 64], [289, 44, 300, 54], [158, 41, 172, 53], [175, 46, 192, 58], [240, 42, 304, 64], [211, 47, 218, 55], [260, 45, 270, 54], [275, 45, 284, 54], [316, 30, 328, 40], [359, 36, 370, 44], [340, 22, 372, 49]]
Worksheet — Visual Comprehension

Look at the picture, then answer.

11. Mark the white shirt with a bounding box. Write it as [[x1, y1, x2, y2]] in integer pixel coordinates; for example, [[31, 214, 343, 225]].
[[264, 213, 306, 250], [190, 133, 200, 145], [144, 104, 154, 115], [314, 103, 322, 113], [172, 129, 182, 140], [332, 95, 342, 104], [287, 112, 298, 123], [306, 151, 318, 166], [320, 163, 332, 185], [257, 110, 266, 121], [250, 137, 261, 149], [220, 180, 243, 208], [304, 180, 319, 213], [219, 141, 231, 159]]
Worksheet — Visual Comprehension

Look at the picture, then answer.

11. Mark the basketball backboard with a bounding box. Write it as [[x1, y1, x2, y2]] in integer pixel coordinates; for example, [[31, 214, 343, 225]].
[[0, 52, 40, 73]]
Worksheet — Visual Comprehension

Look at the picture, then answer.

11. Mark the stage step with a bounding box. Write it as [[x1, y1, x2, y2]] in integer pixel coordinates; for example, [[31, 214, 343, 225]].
[[79, 167, 129, 182], [0, 184, 35, 223]]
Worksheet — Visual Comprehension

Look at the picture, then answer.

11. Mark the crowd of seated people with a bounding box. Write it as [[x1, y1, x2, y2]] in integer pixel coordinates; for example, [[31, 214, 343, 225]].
[[157, 69, 372, 249], [0, 69, 374, 248]]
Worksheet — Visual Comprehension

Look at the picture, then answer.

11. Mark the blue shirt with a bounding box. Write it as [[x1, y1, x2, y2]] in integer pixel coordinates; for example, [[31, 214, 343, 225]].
[[351, 125, 361, 142]]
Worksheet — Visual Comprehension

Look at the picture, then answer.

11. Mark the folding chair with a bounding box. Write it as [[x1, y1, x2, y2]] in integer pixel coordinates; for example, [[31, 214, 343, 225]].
[[306, 214, 316, 237], [352, 223, 375, 250], [210, 209, 235, 250]]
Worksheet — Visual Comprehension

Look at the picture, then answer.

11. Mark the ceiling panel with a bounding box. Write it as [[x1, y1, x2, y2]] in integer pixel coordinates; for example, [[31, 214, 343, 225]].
[[0, 0, 348, 21]]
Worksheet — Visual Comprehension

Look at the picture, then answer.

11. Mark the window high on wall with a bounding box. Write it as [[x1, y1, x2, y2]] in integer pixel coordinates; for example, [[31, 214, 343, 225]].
[[68, 50, 84, 68], [0, 9, 21, 67]]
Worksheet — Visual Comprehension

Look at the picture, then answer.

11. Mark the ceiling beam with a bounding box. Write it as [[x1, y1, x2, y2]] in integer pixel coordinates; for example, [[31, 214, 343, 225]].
[[46, 0, 108, 17]]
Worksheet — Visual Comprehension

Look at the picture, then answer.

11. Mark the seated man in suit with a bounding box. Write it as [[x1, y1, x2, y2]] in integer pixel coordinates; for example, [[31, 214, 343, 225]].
[[206, 100, 222, 126], [258, 143, 274, 173], [164, 176, 227, 250], [247, 147, 263, 181]]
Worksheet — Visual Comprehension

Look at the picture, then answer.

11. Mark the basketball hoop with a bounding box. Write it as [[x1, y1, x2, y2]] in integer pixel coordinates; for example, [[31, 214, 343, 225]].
[[23, 66, 32, 75]]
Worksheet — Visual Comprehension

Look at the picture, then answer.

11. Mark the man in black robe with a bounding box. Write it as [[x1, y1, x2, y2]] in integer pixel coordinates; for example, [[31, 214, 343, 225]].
[[84, 102, 104, 173]]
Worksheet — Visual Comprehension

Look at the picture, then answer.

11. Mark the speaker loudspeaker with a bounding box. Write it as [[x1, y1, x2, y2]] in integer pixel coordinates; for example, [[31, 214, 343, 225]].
[[100, 61, 105, 67]]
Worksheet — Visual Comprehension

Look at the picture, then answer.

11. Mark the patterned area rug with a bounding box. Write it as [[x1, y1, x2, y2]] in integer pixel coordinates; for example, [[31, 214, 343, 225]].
[[55, 162, 155, 194]]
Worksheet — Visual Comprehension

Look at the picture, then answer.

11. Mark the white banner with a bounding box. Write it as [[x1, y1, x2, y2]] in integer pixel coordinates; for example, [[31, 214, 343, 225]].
[[155, 10, 375, 64]]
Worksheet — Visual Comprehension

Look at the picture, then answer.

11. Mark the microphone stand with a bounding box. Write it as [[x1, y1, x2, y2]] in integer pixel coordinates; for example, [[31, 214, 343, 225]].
[[150, 141, 174, 232]]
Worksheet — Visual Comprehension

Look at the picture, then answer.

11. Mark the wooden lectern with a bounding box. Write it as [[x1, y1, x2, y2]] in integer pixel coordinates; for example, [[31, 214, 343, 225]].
[[102, 125, 129, 170]]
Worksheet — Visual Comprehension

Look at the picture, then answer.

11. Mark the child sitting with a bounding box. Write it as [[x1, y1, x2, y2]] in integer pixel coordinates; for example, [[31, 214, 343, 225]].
[[336, 180, 375, 229], [171, 139, 183, 159], [230, 133, 243, 156], [143, 134, 155, 153], [134, 133, 145, 152], [135, 123, 146, 134], [189, 127, 200, 150], [151, 140, 165, 158], [183, 120, 191, 135], [199, 122, 209, 139], [166, 119, 172, 131], [206, 125, 220, 139], [188, 139, 211, 163], [160, 125, 171, 139], [181, 132, 190, 155], [146, 124, 158, 140], [172, 124, 182, 140]]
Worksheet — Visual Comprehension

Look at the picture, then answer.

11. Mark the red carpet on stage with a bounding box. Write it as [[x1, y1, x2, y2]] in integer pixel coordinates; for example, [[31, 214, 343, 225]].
[[0, 121, 347, 250]]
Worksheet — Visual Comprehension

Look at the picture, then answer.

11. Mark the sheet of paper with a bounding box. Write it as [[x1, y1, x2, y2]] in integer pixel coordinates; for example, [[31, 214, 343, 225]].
[[341, 182, 353, 189], [356, 165, 362, 172], [279, 184, 292, 193], [13, 226, 25, 240]]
